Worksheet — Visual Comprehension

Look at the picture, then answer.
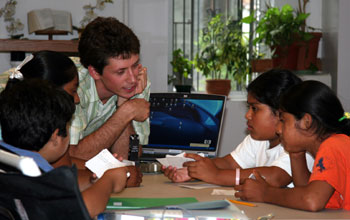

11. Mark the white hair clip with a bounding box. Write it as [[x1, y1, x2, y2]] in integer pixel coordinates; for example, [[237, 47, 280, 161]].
[[9, 54, 34, 80]]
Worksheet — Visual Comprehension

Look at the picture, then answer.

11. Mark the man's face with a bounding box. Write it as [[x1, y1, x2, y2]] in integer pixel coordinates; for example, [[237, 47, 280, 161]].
[[98, 54, 142, 99]]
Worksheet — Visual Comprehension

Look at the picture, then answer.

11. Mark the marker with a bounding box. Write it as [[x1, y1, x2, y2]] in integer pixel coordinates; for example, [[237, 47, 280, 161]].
[[227, 199, 257, 207]]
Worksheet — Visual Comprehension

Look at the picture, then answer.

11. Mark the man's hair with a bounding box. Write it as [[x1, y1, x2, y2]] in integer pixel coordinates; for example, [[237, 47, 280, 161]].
[[78, 17, 140, 75], [247, 69, 302, 113], [0, 79, 75, 151]]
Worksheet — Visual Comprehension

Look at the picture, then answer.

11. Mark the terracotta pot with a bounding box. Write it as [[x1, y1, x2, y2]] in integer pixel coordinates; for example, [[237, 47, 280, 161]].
[[272, 43, 300, 70], [251, 59, 273, 73], [205, 79, 231, 96], [296, 32, 322, 70]]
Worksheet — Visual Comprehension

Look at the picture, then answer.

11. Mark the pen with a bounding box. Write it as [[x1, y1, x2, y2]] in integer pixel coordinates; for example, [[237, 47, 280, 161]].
[[227, 199, 257, 207]]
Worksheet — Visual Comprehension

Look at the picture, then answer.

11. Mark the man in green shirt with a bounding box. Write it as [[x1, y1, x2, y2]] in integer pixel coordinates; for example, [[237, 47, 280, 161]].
[[69, 17, 150, 160]]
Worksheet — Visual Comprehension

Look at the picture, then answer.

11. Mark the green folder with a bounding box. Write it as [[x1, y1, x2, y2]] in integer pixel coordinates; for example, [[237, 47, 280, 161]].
[[106, 197, 198, 210]]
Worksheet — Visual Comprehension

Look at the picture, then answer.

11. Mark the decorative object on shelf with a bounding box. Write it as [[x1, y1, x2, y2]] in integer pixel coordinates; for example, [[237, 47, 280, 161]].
[[0, 0, 24, 39], [28, 8, 73, 40], [169, 48, 192, 93], [194, 13, 251, 96], [79, 0, 114, 29]]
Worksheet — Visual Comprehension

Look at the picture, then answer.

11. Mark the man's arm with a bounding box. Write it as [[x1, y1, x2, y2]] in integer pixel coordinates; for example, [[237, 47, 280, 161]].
[[109, 122, 135, 159], [69, 98, 149, 160]]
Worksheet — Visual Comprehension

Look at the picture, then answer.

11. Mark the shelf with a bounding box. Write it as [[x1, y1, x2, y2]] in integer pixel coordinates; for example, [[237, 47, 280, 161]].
[[0, 39, 79, 55]]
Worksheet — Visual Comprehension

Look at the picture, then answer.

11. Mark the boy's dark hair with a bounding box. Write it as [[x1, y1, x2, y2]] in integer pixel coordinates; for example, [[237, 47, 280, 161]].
[[247, 69, 302, 113], [7, 51, 77, 89], [280, 80, 350, 139], [0, 79, 75, 151], [78, 16, 140, 75]]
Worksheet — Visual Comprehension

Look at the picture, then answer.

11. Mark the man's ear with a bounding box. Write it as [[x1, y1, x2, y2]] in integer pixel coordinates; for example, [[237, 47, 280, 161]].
[[88, 65, 101, 80], [300, 113, 313, 130]]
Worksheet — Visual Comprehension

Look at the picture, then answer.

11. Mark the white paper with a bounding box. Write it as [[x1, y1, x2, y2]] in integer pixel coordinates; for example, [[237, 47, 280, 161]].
[[211, 189, 236, 196], [85, 149, 134, 178], [156, 152, 204, 168], [178, 183, 221, 189]]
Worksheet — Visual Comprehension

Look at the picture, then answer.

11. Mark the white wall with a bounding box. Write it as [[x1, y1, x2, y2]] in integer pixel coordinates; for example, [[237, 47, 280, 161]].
[[127, 0, 170, 93], [336, 0, 350, 110], [218, 100, 247, 156]]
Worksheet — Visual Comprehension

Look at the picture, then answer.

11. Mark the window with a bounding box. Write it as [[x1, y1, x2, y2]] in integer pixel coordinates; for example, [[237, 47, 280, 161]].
[[172, 0, 258, 93]]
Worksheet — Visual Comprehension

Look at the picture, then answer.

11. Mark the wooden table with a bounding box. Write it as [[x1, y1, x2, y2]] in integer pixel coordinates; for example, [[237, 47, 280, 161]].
[[109, 174, 350, 219]]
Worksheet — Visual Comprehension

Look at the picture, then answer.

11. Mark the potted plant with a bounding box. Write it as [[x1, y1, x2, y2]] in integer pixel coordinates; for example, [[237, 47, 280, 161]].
[[296, 0, 322, 71], [243, 2, 321, 71], [194, 14, 251, 96], [169, 48, 193, 93]]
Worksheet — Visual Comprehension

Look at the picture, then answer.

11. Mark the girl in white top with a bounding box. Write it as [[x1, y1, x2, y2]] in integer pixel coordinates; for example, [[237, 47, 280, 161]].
[[162, 69, 314, 187]]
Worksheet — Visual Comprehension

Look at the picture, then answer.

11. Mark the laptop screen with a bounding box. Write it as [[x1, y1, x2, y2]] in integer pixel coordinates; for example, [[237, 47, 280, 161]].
[[142, 93, 226, 160]]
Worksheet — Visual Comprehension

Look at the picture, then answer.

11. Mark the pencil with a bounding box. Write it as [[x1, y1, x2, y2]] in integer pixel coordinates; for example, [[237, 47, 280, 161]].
[[227, 199, 257, 207]]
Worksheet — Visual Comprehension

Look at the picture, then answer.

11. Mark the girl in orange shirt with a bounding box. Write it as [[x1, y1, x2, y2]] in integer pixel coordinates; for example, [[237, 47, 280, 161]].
[[235, 80, 350, 211]]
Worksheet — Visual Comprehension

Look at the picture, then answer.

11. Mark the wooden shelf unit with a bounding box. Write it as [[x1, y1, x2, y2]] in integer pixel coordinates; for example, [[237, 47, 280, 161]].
[[0, 39, 79, 55]]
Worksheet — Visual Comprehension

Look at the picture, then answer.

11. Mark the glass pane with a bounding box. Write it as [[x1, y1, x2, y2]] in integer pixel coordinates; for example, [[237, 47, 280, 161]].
[[172, 0, 255, 92]]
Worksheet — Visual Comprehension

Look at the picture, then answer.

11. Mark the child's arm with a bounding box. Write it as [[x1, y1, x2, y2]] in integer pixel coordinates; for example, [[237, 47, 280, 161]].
[[125, 165, 143, 187], [290, 151, 311, 186], [81, 167, 128, 218], [212, 154, 239, 169], [184, 154, 291, 187], [234, 170, 334, 211], [161, 154, 238, 183]]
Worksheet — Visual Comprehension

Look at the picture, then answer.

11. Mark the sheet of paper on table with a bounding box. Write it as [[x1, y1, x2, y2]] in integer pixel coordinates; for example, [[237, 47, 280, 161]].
[[156, 152, 205, 168]]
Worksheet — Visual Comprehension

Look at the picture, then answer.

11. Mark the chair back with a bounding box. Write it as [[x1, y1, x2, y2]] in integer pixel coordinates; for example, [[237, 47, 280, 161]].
[[0, 149, 41, 177], [0, 150, 91, 220]]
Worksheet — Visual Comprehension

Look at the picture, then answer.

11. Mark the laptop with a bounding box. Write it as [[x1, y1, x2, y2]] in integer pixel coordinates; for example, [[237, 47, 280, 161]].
[[141, 93, 226, 161]]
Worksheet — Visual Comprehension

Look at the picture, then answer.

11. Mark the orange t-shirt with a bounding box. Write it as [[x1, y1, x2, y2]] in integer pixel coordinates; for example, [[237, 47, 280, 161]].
[[309, 134, 350, 210]]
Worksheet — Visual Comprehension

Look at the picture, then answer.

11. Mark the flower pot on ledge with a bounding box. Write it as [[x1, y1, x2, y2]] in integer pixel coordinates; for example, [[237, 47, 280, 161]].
[[205, 79, 231, 96], [297, 32, 322, 70], [272, 43, 300, 70]]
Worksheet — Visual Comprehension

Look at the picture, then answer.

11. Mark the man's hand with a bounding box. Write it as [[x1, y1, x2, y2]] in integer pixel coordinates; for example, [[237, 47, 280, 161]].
[[135, 66, 147, 95], [161, 166, 191, 183], [234, 170, 269, 202], [118, 98, 150, 122], [183, 153, 219, 183], [125, 166, 143, 187]]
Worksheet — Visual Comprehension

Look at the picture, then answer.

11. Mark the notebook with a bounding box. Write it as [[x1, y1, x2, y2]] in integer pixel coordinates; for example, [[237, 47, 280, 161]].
[[141, 93, 226, 161]]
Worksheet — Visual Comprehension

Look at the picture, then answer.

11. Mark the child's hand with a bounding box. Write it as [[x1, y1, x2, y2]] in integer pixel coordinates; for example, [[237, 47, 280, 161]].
[[161, 166, 191, 182], [112, 153, 124, 161], [135, 66, 147, 95], [125, 166, 143, 187], [234, 170, 269, 202], [183, 153, 219, 183], [104, 167, 128, 193]]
